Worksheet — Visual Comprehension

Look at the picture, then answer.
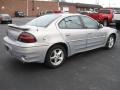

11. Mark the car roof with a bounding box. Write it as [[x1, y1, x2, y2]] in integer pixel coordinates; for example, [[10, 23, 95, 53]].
[[62, 13, 81, 16], [0, 14, 9, 16], [53, 13, 82, 17], [40, 13, 82, 19]]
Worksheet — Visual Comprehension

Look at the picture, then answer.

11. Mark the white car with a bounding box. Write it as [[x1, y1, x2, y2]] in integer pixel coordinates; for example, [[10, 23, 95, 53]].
[[4, 13, 118, 68], [0, 14, 12, 24]]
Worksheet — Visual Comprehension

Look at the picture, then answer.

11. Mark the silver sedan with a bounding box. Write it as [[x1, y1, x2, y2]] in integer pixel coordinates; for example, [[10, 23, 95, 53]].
[[0, 14, 12, 24], [3, 14, 118, 68]]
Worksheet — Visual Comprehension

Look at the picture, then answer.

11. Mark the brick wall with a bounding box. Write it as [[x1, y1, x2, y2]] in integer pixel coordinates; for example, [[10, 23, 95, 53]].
[[0, 0, 27, 17], [0, 0, 59, 17], [69, 5, 77, 13], [60, 4, 77, 13], [29, 1, 59, 16]]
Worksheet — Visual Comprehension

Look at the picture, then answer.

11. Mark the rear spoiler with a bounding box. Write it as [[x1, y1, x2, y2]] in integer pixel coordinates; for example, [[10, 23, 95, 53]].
[[8, 24, 29, 31]]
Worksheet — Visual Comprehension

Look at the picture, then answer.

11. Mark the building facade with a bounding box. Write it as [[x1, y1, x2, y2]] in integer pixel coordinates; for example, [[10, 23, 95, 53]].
[[0, 0, 59, 16], [0, 0, 102, 17]]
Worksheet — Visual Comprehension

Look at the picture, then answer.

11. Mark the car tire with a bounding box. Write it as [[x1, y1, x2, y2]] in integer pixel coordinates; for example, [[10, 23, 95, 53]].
[[45, 45, 66, 68], [0, 20, 2, 24], [7, 21, 12, 24], [103, 19, 108, 26], [105, 35, 116, 49], [10, 21, 12, 24], [116, 21, 120, 30]]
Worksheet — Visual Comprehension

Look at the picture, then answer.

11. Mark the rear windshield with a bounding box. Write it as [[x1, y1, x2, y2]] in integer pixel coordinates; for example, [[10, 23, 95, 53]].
[[98, 10, 110, 14], [26, 14, 60, 27]]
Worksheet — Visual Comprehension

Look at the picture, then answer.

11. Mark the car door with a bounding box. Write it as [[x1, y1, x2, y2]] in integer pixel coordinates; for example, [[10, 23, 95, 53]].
[[57, 15, 87, 54], [81, 16, 107, 49]]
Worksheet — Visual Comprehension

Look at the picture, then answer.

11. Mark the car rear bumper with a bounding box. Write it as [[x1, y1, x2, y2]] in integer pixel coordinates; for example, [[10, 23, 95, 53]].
[[2, 19, 12, 22], [3, 36, 49, 63]]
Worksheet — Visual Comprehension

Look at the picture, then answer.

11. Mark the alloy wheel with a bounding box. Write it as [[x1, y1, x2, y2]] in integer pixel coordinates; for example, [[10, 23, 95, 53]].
[[50, 49, 64, 66], [108, 36, 114, 48]]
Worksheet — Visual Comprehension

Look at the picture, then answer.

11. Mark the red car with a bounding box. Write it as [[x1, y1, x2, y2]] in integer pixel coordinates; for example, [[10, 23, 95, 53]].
[[87, 9, 114, 26]]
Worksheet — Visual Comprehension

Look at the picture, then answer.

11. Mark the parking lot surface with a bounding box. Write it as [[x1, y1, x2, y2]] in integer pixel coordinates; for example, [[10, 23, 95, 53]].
[[0, 17, 120, 90]]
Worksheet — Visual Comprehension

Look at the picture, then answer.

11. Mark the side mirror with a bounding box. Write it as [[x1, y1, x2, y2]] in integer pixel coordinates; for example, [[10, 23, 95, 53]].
[[98, 23, 103, 28]]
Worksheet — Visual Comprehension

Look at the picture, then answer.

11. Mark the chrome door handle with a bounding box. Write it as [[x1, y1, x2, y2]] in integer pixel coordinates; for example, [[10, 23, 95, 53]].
[[65, 34, 71, 36], [65, 33, 71, 37]]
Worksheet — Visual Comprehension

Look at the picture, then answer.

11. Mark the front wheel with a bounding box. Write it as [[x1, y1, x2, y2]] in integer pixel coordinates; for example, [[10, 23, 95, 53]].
[[7, 21, 12, 24], [45, 45, 66, 68], [116, 21, 120, 30], [105, 35, 116, 49], [0, 20, 2, 24]]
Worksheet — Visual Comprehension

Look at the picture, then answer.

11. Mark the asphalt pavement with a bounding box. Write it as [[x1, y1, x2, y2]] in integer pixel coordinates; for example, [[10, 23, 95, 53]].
[[0, 17, 120, 90]]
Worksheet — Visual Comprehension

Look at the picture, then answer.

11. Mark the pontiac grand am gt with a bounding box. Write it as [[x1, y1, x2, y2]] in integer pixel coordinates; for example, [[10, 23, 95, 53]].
[[3, 14, 118, 68]]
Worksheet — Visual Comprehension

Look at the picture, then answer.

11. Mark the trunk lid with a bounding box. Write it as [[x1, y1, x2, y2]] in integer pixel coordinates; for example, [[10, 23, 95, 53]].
[[7, 24, 37, 41]]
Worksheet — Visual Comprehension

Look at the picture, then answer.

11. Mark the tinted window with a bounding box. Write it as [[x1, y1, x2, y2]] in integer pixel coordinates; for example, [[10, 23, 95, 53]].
[[98, 10, 110, 14], [59, 16, 83, 29], [114, 9, 120, 14], [59, 19, 66, 29], [26, 14, 60, 27], [81, 16, 98, 29]]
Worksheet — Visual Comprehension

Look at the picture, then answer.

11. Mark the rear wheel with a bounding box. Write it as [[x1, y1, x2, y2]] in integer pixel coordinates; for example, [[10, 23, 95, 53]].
[[105, 35, 116, 49], [45, 45, 66, 68]]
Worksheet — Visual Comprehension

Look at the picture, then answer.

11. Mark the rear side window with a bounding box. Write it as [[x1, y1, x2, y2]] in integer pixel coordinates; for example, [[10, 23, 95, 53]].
[[26, 14, 60, 27], [81, 16, 99, 29], [59, 16, 83, 29]]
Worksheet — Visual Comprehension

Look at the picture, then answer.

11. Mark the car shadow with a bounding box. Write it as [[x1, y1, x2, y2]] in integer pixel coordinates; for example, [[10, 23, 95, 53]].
[[7, 48, 107, 71], [8, 59, 47, 71], [65, 47, 111, 64]]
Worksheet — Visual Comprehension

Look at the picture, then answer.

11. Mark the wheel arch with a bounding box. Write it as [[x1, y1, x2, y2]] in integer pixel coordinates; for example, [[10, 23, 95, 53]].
[[105, 33, 116, 49], [110, 33, 116, 42], [46, 42, 69, 58]]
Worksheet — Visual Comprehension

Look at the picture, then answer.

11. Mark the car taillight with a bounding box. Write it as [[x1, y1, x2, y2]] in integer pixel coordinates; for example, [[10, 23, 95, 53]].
[[18, 32, 36, 43]]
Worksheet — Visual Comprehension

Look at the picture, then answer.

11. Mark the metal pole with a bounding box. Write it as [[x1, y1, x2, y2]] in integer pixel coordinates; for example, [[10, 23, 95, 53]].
[[109, 0, 110, 8], [27, 0, 29, 16], [96, 0, 99, 5], [58, 0, 60, 11]]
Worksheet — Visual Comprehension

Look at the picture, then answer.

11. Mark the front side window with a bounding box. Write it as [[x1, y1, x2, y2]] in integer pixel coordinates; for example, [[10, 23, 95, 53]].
[[59, 16, 83, 29], [81, 16, 99, 29]]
